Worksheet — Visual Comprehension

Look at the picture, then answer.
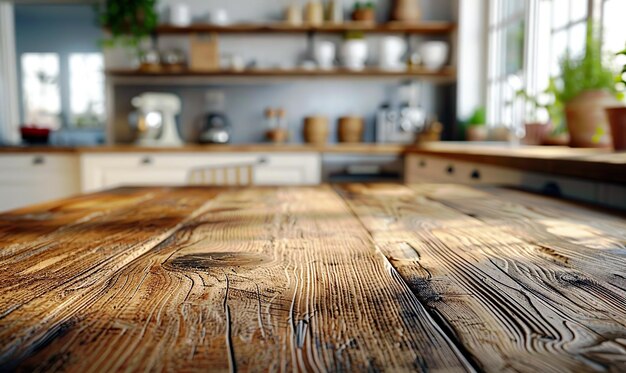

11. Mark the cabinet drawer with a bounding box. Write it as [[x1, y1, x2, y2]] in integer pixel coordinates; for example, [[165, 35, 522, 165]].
[[81, 152, 321, 191], [0, 154, 80, 211], [0, 154, 77, 171], [405, 154, 523, 185]]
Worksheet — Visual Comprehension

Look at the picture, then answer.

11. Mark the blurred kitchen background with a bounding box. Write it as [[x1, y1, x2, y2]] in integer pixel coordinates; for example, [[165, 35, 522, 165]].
[[0, 0, 624, 211]]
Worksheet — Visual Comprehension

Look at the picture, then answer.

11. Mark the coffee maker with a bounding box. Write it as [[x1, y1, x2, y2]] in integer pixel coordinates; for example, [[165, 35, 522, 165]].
[[131, 92, 183, 146], [376, 82, 426, 143]]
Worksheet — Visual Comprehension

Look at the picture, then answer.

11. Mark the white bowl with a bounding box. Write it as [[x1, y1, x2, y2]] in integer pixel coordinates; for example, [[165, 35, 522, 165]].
[[419, 41, 448, 71]]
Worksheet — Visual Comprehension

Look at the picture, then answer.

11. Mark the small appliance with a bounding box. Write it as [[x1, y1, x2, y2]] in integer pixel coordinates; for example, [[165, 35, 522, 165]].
[[375, 82, 427, 143], [131, 92, 183, 146], [199, 90, 231, 144]]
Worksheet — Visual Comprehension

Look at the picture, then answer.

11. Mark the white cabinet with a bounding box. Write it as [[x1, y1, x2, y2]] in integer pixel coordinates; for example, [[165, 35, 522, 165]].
[[0, 153, 80, 212], [80, 152, 321, 192], [405, 154, 626, 210]]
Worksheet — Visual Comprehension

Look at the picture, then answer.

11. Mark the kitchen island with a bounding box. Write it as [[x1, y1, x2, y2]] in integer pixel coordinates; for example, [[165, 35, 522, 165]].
[[1, 184, 625, 372]]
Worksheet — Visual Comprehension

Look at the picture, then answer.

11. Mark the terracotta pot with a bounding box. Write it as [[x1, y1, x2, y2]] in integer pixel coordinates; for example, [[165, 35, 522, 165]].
[[337, 116, 364, 143], [465, 125, 487, 142], [523, 122, 553, 145], [565, 90, 619, 148], [392, 0, 420, 22], [490, 126, 513, 141], [352, 8, 375, 23], [606, 106, 626, 151]]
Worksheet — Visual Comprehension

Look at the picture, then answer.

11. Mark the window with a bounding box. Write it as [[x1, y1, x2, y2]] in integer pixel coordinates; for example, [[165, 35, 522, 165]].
[[486, 0, 527, 131], [602, 0, 626, 73], [69, 53, 105, 127], [21, 53, 61, 129], [487, 0, 624, 131]]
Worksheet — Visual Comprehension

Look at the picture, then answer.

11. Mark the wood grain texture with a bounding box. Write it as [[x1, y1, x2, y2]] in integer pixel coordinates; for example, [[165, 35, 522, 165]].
[[0, 186, 471, 372], [337, 183, 626, 372], [0, 187, 219, 367]]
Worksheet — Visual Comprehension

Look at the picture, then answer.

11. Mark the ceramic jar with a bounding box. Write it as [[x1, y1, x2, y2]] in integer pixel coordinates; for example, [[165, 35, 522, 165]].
[[314, 41, 336, 70], [341, 39, 368, 70]]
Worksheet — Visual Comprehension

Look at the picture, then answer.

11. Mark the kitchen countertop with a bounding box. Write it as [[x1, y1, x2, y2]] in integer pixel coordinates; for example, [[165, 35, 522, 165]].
[[2, 142, 624, 183], [1, 184, 625, 371], [408, 143, 626, 184], [0, 143, 407, 154]]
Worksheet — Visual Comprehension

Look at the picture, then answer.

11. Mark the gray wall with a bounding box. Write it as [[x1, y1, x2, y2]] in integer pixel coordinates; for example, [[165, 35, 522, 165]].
[[14, 0, 457, 144]]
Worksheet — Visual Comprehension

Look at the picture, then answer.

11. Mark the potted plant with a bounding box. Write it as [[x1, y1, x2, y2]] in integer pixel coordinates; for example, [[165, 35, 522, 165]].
[[464, 107, 488, 142], [553, 22, 620, 148], [606, 47, 626, 150], [96, 0, 159, 54], [510, 84, 567, 145], [352, 1, 376, 23]]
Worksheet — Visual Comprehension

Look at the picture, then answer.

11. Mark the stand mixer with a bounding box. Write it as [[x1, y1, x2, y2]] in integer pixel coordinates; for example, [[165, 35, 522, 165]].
[[131, 93, 183, 146]]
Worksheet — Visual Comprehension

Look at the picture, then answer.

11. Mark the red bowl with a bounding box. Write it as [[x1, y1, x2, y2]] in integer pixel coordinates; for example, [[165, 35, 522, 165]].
[[20, 126, 51, 144]]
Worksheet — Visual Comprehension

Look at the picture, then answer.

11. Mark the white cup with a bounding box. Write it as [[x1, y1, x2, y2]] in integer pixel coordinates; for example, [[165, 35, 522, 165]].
[[314, 41, 336, 70], [420, 41, 448, 71], [170, 4, 191, 27]]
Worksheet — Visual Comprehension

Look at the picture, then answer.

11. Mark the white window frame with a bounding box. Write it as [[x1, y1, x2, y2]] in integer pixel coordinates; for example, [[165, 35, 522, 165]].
[[485, 0, 607, 131], [486, 0, 528, 131], [0, 3, 20, 144]]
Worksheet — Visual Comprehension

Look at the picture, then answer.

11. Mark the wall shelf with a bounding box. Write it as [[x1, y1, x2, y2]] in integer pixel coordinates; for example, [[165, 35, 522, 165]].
[[105, 67, 457, 84], [154, 22, 456, 35]]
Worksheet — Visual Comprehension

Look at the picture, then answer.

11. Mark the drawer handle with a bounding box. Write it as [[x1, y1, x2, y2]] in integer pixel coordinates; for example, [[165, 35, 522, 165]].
[[419, 159, 426, 168], [140, 156, 153, 165], [258, 156, 268, 165], [470, 170, 481, 180], [32, 155, 45, 165], [446, 165, 455, 175]]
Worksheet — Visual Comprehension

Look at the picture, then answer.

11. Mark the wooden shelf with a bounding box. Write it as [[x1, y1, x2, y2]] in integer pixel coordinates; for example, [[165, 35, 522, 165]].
[[154, 21, 456, 35], [106, 67, 456, 82]]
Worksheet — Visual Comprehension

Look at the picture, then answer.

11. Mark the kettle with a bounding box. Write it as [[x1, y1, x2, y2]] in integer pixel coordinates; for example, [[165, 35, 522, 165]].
[[199, 112, 231, 144], [198, 90, 231, 144]]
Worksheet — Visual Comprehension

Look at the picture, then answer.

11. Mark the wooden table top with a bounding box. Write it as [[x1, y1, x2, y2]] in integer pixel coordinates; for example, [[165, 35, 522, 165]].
[[1, 184, 625, 372]]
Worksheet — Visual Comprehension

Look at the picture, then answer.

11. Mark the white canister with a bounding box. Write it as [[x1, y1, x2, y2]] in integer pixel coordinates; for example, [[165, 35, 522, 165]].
[[170, 4, 191, 27], [420, 41, 449, 71], [379, 36, 407, 70], [341, 39, 368, 70], [314, 41, 336, 70], [210, 9, 230, 25]]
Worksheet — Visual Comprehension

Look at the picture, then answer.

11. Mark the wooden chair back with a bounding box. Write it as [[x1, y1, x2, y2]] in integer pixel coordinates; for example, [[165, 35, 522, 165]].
[[187, 160, 262, 186]]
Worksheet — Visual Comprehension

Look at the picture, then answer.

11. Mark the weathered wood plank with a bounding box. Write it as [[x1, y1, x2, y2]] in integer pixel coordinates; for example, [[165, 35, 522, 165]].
[[0, 187, 219, 366], [4, 186, 471, 372], [337, 183, 626, 372]]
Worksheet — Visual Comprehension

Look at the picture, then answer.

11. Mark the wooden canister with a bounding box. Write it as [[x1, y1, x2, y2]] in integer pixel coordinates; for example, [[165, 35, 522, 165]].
[[303, 116, 329, 144], [392, 0, 420, 22], [304, 1, 324, 26], [337, 116, 364, 143]]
